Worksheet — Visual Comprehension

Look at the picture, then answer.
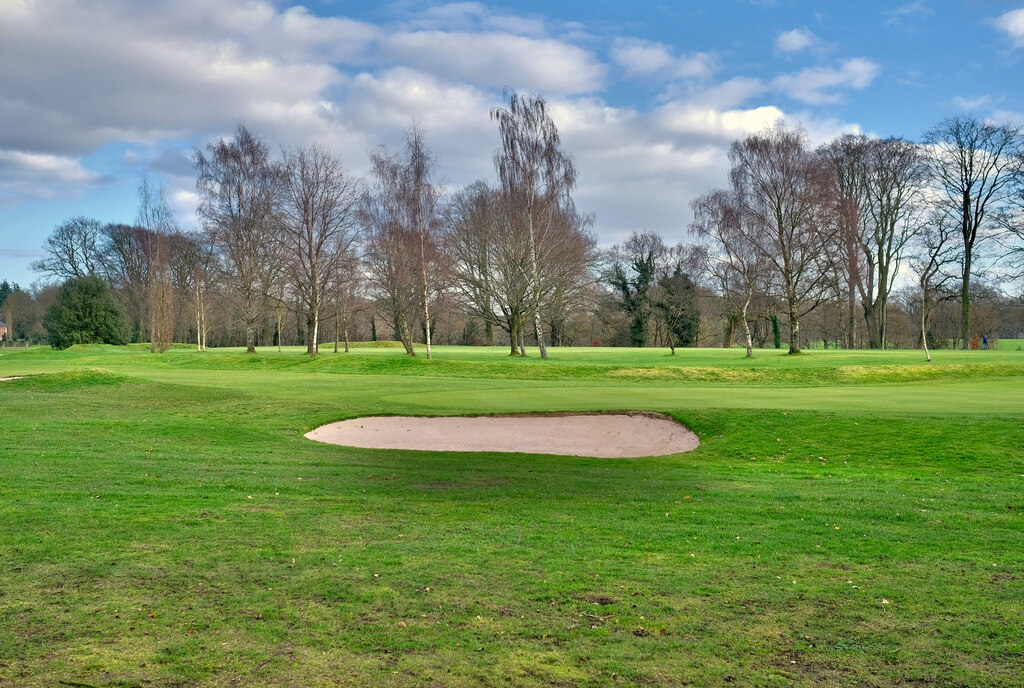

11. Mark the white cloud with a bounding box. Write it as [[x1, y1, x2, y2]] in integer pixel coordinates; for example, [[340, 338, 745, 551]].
[[0, 150, 107, 206], [611, 38, 716, 81], [993, 8, 1024, 47], [952, 95, 994, 110], [775, 28, 818, 54], [773, 58, 880, 105], [383, 31, 605, 95], [885, 2, 932, 27], [403, 2, 548, 37]]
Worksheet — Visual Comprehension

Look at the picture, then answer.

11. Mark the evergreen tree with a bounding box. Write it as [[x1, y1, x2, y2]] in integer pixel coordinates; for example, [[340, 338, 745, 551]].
[[44, 276, 129, 349]]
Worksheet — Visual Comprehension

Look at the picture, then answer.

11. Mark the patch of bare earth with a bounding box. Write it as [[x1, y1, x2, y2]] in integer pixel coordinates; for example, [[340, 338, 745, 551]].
[[305, 413, 699, 458]]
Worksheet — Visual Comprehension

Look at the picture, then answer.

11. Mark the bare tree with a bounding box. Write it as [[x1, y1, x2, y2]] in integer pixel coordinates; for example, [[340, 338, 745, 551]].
[[277, 144, 361, 357], [910, 213, 959, 361], [692, 189, 770, 357], [363, 129, 444, 357], [402, 126, 444, 360], [820, 134, 871, 348], [168, 230, 213, 351], [32, 217, 103, 281], [446, 182, 501, 347], [362, 166, 418, 356], [729, 125, 834, 354], [447, 182, 593, 354], [136, 175, 179, 353], [98, 223, 153, 342], [923, 115, 1024, 349], [194, 124, 282, 353], [862, 137, 928, 348], [492, 89, 577, 359]]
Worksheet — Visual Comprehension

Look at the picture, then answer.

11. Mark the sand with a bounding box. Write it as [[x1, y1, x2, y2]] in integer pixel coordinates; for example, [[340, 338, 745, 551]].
[[305, 413, 699, 458], [0, 376, 24, 382]]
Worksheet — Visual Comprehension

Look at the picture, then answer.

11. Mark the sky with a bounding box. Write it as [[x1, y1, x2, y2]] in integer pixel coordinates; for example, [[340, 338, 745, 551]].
[[1, 0, 1023, 288]]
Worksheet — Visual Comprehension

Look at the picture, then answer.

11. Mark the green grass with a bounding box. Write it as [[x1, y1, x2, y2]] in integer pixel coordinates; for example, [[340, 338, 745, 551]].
[[1, 344, 1022, 687]]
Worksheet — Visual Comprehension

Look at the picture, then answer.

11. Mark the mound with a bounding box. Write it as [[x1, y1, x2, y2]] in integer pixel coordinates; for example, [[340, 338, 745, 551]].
[[305, 412, 699, 458]]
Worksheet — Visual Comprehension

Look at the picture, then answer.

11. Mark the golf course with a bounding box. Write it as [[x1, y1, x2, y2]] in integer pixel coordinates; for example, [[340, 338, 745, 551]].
[[1, 344, 1022, 687]]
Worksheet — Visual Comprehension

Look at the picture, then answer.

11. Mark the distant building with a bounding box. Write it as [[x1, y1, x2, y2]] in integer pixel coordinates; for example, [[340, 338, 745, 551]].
[[0, 320, 7, 340]]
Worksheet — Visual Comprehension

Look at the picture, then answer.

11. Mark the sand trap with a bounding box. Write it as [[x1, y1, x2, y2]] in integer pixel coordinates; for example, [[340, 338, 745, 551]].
[[0, 376, 24, 382], [306, 413, 699, 458]]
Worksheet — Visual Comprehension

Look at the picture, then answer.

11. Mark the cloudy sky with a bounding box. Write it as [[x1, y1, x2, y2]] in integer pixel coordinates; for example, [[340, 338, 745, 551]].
[[2, 0, 1023, 286]]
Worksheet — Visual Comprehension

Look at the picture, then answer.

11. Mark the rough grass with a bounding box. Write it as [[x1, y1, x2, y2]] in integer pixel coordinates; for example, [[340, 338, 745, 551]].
[[0, 344, 1022, 687]]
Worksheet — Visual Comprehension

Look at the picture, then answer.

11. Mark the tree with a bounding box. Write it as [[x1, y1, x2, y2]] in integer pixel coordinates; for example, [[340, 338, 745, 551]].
[[31, 217, 103, 281], [362, 170, 419, 356], [195, 124, 282, 353], [0, 280, 18, 341], [729, 125, 834, 354], [44, 276, 128, 349], [136, 175, 179, 353], [822, 136, 927, 349], [692, 189, 769, 357], [607, 231, 667, 347], [492, 89, 578, 359], [859, 137, 927, 349], [446, 182, 501, 347], [923, 116, 1024, 349], [653, 267, 700, 354], [400, 126, 444, 360], [277, 143, 361, 357], [910, 213, 959, 361], [445, 182, 532, 355], [820, 134, 871, 348], [363, 131, 445, 357]]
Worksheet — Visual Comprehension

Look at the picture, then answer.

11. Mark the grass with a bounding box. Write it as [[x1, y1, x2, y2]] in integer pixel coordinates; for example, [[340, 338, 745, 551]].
[[0, 344, 1022, 687]]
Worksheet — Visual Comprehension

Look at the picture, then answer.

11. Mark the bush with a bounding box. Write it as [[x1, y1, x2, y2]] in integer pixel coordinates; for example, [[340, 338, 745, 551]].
[[44, 276, 129, 349]]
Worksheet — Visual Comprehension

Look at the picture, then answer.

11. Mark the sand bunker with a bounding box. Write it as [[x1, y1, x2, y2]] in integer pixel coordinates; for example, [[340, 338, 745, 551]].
[[0, 376, 24, 382], [306, 413, 699, 458]]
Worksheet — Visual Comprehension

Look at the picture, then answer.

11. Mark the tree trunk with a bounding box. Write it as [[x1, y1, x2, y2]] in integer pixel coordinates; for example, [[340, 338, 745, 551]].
[[420, 233, 433, 360], [921, 284, 932, 363], [397, 313, 415, 356], [245, 324, 255, 354], [961, 247, 971, 350], [309, 311, 318, 358], [485, 319, 494, 346], [742, 295, 753, 358], [787, 293, 801, 355], [276, 312, 283, 352], [526, 203, 547, 359]]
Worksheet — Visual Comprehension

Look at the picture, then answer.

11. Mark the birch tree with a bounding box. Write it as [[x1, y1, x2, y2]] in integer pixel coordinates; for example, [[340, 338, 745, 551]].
[[363, 129, 444, 358], [492, 90, 577, 359]]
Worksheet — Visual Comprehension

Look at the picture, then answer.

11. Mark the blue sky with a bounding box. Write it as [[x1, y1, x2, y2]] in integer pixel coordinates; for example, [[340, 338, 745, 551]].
[[1, 0, 1022, 288]]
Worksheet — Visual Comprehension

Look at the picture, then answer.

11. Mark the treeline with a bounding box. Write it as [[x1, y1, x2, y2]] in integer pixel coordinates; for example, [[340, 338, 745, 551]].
[[11, 99, 1024, 354]]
